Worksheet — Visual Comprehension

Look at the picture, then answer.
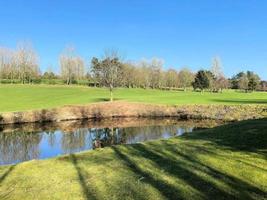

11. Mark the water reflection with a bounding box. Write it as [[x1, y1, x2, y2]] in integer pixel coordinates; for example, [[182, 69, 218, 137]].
[[0, 118, 220, 165]]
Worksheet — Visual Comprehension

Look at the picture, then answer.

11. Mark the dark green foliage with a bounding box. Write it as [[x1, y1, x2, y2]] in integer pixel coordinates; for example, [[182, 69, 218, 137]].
[[42, 71, 57, 79], [247, 71, 260, 91], [230, 72, 246, 89], [192, 70, 211, 91], [231, 71, 260, 91]]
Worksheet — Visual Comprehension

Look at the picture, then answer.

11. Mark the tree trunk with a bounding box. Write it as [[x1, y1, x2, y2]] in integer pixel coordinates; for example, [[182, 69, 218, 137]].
[[110, 85, 113, 101]]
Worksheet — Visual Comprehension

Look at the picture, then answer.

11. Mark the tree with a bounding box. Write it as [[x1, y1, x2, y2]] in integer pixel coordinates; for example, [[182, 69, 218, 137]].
[[238, 73, 249, 92], [149, 58, 164, 89], [210, 56, 228, 92], [231, 72, 246, 89], [205, 70, 216, 92], [192, 70, 210, 91], [91, 50, 123, 101], [16, 42, 40, 84], [214, 76, 229, 92], [211, 56, 223, 78], [178, 68, 194, 91], [232, 71, 260, 92], [60, 47, 85, 84], [247, 71, 260, 91], [0, 47, 17, 82], [260, 81, 267, 91], [43, 70, 57, 80], [165, 68, 178, 89]]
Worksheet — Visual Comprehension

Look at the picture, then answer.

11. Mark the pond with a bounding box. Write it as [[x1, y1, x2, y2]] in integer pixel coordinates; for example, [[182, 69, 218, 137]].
[[0, 118, 219, 165]]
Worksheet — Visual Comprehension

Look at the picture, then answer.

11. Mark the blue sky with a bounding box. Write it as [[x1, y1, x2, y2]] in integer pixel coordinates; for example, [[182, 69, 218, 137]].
[[0, 0, 267, 79]]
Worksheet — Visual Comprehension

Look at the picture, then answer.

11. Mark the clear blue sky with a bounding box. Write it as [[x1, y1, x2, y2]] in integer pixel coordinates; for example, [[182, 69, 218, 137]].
[[1, 0, 267, 79]]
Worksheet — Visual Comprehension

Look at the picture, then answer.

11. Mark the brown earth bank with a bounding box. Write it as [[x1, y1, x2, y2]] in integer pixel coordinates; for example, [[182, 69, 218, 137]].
[[0, 102, 267, 125]]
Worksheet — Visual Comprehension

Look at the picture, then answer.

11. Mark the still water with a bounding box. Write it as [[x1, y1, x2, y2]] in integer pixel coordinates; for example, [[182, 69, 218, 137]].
[[0, 118, 218, 165]]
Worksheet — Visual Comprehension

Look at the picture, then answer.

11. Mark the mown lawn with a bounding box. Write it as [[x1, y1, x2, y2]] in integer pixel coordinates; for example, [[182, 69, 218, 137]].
[[1, 84, 267, 112], [0, 118, 266, 200]]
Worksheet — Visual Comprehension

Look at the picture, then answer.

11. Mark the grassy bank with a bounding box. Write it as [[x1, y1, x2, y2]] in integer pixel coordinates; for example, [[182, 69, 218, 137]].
[[1, 85, 267, 112], [0, 118, 266, 200]]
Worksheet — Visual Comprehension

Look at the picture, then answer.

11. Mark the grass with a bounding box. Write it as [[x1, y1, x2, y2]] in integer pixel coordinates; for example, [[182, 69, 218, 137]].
[[0, 118, 266, 199], [1, 84, 267, 112]]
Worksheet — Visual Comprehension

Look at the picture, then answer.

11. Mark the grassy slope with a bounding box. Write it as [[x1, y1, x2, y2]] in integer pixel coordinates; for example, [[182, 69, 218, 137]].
[[0, 119, 266, 200], [1, 84, 267, 112]]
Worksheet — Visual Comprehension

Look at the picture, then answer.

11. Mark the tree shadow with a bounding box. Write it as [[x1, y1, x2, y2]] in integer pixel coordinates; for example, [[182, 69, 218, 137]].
[[111, 146, 186, 200], [117, 144, 239, 199], [70, 154, 98, 200], [182, 118, 267, 154], [56, 118, 267, 199], [110, 117, 267, 199], [94, 98, 122, 102], [211, 99, 267, 104], [146, 142, 266, 199], [0, 165, 16, 184]]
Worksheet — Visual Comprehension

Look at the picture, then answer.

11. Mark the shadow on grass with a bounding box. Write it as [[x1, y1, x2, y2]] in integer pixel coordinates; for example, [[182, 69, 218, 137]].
[[182, 118, 267, 153], [70, 154, 98, 200], [93, 98, 122, 102], [63, 118, 267, 200], [0, 165, 15, 184], [113, 145, 240, 199], [146, 141, 266, 199], [211, 99, 267, 104], [111, 146, 185, 200]]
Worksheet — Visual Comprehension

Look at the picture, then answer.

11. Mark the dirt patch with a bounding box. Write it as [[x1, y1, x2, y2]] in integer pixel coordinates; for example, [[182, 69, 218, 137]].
[[0, 102, 266, 125]]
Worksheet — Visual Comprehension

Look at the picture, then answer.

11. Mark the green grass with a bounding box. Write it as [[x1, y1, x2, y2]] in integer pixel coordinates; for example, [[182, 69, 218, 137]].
[[0, 118, 266, 199], [1, 84, 267, 112]]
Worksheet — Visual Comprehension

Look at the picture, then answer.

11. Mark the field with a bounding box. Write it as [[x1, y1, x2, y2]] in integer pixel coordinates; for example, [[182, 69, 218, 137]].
[[1, 84, 267, 112], [0, 118, 266, 199]]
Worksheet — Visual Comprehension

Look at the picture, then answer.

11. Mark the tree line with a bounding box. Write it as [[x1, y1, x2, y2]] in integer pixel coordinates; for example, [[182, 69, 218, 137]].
[[0, 43, 266, 93]]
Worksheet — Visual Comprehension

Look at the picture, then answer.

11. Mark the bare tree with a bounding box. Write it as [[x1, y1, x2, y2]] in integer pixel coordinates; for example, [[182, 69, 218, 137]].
[[211, 56, 228, 92], [60, 47, 85, 84], [211, 56, 223, 78], [0, 47, 19, 83], [178, 68, 194, 91], [91, 50, 123, 101], [16, 42, 39, 84], [165, 68, 178, 89], [150, 58, 163, 89]]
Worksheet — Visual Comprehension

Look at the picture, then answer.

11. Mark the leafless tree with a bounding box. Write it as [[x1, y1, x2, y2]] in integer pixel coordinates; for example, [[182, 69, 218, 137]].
[[16, 42, 40, 84], [165, 68, 178, 89], [178, 68, 194, 91], [60, 46, 85, 84], [91, 49, 124, 101]]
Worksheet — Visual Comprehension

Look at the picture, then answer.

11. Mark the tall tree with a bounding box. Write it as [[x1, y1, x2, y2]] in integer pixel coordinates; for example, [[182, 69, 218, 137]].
[[149, 58, 163, 89], [178, 68, 194, 91], [60, 47, 85, 84], [210, 56, 228, 92], [192, 70, 210, 92], [211, 56, 223, 78], [238, 73, 249, 92], [16, 42, 40, 84], [165, 68, 178, 89], [247, 71, 260, 91], [231, 72, 245, 89]]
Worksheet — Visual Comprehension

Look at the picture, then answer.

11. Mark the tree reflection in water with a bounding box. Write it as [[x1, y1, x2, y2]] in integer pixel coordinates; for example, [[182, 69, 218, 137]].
[[0, 131, 42, 165], [0, 118, 217, 165]]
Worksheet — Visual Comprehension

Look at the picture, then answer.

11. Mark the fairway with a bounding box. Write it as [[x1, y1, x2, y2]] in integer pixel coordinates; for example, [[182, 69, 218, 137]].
[[0, 119, 266, 200], [1, 85, 267, 112]]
